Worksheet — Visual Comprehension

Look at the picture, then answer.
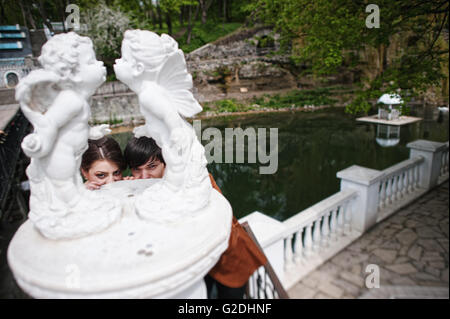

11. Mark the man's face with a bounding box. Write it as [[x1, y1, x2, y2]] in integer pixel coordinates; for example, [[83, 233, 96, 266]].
[[131, 157, 165, 179]]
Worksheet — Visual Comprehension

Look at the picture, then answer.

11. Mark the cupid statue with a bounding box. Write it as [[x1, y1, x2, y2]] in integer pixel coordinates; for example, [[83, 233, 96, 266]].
[[114, 30, 212, 222], [16, 32, 122, 239]]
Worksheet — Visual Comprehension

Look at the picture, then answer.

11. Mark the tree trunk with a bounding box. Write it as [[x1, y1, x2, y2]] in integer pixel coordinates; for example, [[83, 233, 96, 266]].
[[227, 0, 232, 22], [179, 5, 184, 27], [222, 0, 227, 23], [165, 12, 172, 35], [0, 1, 4, 24], [37, 0, 54, 33], [18, 0, 28, 28], [156, 4, 163, 29], [187, 5, 193, 44], [378, 44, 385, 76], [199, 0, 213, 25], [58, 0, 66, 32]]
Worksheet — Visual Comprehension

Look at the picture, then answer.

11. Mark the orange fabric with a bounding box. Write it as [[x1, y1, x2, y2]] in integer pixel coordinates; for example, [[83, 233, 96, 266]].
[[208, 174, 267, 288]]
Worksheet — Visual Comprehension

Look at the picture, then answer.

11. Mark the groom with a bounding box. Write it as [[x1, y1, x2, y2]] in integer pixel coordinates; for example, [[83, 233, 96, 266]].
[[124, 136, 267, 299]]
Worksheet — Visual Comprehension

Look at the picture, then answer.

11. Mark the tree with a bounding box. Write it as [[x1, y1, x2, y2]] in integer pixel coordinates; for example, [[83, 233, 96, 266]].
[[81, 2, 130, 78], [198, 0, 213, 24], [249, 0, 449, 114]]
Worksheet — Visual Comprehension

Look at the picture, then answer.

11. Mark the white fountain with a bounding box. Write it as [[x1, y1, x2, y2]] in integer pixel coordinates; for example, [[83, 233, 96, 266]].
[[7, 31, 232, 299]]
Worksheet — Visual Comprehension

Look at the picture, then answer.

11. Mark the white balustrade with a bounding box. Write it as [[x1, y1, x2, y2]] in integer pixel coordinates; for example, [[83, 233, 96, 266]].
[[245, 139, 449, 293], [440, 143, 449, 178], [281, 189, 357, 272], [377, 156, 424, 212]]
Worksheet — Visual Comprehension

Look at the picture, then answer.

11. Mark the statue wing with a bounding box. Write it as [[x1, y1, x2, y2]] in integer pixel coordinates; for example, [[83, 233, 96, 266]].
[[15, 69, 61, 127], [156, 50, 202, 118]]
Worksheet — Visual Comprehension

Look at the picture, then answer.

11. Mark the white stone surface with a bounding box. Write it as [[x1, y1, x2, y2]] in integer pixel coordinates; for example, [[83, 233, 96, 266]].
[[14, 32, 122, 240], [337, 165, 384, 232], [114, 29, 212, 222], [9, 31, 234, 299], [408, 140, 447, 189], [356, 115, 422, 126], [8, 182, 232, 298], [239, 211, 286, 281]]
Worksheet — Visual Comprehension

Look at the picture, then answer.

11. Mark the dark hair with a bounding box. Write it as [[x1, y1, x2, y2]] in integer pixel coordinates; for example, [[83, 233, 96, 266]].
[[81, 136, 126, 172], [124, 136, 166, 169]]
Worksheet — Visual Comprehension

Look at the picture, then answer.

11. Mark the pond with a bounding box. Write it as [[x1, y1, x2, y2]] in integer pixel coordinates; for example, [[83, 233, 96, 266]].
[[113, 105, 449, 222]]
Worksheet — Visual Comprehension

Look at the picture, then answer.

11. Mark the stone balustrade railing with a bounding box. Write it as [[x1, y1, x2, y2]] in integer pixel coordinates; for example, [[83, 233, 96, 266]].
[[440, 142, 449, 180], [240, 139, 449, 296], [378, 156, 424, 211], [282, 189, 358, 270]]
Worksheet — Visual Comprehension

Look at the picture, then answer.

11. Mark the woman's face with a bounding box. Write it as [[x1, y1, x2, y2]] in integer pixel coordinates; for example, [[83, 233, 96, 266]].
[[82, 160, 123, 186], [131, 157, 165, 179]]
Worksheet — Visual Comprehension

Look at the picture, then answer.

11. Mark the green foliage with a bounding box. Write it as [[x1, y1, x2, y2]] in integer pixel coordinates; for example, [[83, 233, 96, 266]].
[[178, 21, 243, 53], [255, 34, 275, 48], [215, 99, 248, 113], [249, 0, 449, 114]]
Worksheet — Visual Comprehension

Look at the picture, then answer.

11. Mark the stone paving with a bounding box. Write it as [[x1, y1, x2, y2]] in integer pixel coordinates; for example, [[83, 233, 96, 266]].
[[288, 180, 449, 299]]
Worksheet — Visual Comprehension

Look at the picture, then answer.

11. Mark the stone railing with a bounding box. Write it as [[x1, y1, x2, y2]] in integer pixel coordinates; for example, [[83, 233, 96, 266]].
[[239, 139, 449, 295], [439, 142, 449, 181], [280, 189, 359, 289]]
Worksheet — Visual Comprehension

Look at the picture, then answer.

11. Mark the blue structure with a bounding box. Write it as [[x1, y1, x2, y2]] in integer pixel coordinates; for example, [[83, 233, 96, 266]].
[[0, 24, 34, 89]]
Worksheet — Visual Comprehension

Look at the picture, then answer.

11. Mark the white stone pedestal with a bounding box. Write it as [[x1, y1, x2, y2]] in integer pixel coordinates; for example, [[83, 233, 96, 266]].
[[8, 179, 232, 299]]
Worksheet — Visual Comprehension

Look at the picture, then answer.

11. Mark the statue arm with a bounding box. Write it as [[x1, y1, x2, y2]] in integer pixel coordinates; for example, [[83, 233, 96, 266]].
[[22, 90, 84, 158], [139, 87, 182, 133]]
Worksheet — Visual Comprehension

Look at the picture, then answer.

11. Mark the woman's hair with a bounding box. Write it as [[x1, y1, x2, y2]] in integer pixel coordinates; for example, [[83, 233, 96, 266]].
[[124, 136, 166, 169], [81, 136, 126, 172]]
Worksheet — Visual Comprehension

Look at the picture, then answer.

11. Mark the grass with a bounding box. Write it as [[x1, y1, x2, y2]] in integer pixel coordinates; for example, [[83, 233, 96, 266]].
[[176, 21, 243, 53], [251, 88, 338, 109], [201, 87, 342, 115]]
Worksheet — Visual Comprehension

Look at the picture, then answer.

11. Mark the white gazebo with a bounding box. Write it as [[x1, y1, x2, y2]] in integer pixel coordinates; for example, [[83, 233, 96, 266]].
[[377, 93, 403, 121]]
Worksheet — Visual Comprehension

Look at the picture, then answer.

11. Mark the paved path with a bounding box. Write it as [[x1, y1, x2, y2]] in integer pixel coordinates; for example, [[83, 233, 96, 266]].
[[288, 180, 449, 299]]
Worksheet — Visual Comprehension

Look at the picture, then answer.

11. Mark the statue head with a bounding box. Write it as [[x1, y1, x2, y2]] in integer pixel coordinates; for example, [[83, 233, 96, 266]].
[[38, 32, 105, 91], [114, 30, 179, 89]]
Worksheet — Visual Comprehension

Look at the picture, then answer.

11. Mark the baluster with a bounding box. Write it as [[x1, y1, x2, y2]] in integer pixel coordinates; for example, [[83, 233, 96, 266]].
[[378, 181, 385, 210], [344, 200, 353, 234], [337, 204, 345, 236], [304, 223, 313, 257], [402, 169, 409, 196], [391, 175, 398, 201], [385, 177, 392, 206], [284, 234, 294, 269], [294, 228, 304, 263], [397, 172, 404, 198], [407, 167, 413, 192], [312, 217, 322, 251], [444, 151, 449, 174], [415, 164, 420, 189], [330, 207, 338, 241], [441, 152, 445, 175], [321, 211, 330, 247]]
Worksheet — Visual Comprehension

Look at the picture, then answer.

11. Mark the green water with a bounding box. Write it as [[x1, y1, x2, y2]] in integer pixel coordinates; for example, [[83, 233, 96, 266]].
[[114, 106, 449, 221]]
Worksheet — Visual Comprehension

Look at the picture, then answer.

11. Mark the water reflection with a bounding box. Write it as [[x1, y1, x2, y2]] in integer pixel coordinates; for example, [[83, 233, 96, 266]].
[[376, 124, 400, 147], [114, 106, 448, 222]]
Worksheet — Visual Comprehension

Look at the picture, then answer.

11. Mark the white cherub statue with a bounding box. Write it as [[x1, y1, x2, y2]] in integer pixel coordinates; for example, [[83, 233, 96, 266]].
[[114, 30, 212, 221], [16, 32, 122, 239]]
